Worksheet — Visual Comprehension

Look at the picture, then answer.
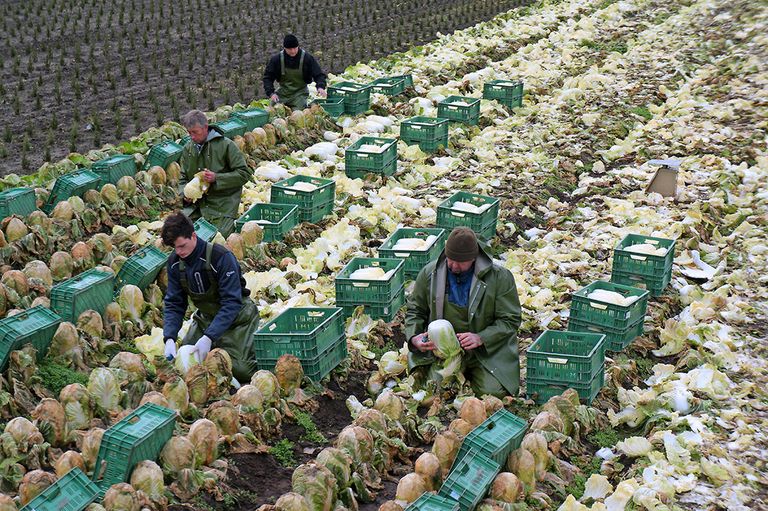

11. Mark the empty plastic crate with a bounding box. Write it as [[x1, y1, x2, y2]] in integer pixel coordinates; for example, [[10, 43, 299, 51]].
[[256, 331, 347, 382], [526, 330, 606, 384], [311, 98, 345, 118], [92, 403, 177, 494], [406, 493, 461, 511], [270, 175, 336, 223], [345, 136, 398, 178], [212, 118, 248, 138], [392, 74, 414, 88], [328, 81, 371, 115], [194, 218, 218, 242], [369, 77, 406, 96], [235, 203, 300, 242], [91, 154, 136, 185], [483, 80, 524, 108], [20, 468, 100, 511], [115, 245, 169, 294], [0, 187, 37, 221], [143, 140, 183, 170], [43, 169, 101, 214], [568, 316, 644, 352], [569, 281, 649, 331], [437, 96, 481, 125], [254, 307, 345, 361], [612, 269, 672, 298], [611, 234, 676, 296], [231, 108, 270, 130], [436, 191, 500, 240], [377, 228, 446, 279], [527, 367, 605, 405], [50, 269, 115, 323], [400, 116, 449, 152], [438, 450, 501, 511], [452, 409, 528, 471], [0, 305, 62, 370]]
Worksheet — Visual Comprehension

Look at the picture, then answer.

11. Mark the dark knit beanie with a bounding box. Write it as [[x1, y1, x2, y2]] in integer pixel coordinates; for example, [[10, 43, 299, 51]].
[[445, 227, 479, 262], [283, 34, 299, 48]]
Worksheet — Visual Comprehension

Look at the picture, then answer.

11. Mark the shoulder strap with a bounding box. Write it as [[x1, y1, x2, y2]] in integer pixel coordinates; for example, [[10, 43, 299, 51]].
[[280, 50, 285, 77], [298, 49, 305, 71]]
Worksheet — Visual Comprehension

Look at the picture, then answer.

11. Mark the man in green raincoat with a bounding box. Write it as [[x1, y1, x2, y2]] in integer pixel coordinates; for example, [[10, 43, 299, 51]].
[[405, 227, 522, 397], [263, 34, 328, 110], [178, 109, 251, 237], [161, 212, 258, 385]]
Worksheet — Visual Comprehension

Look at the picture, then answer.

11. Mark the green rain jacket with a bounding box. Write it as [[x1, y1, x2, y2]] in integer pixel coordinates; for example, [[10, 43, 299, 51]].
[[179, 128, 251, 237], [404, 247, 522, 395]]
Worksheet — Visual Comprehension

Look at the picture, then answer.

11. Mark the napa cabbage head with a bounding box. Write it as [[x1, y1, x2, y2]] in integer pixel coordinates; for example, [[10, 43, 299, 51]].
[[428, 320, 463, 382]]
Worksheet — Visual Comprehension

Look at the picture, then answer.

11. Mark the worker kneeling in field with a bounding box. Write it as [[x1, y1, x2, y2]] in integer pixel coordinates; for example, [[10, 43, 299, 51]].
[[179, 109, 252, 237], [161, 212, 258, 385], [263, 34, 328, 110], [405, 227, 522, 398]]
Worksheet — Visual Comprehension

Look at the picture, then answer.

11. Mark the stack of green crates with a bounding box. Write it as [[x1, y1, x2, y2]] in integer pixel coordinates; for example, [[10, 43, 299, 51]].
[[20, 468, 100, 511], [369, 77, 406, 96], [437, 96, 481, 125], [311, 98, 345, 118], [231, 108, 270, 130], [0, 187, 36, 222], [212, 118, 248, 138], [235, 203, 300, 242], [253, 307, 347, 381], [611, 234, 676, 297], [345, 136, 398, 179], [50, 269, 115, 323], [115, 245, 169, 294], [92, 403, 177, 495], [378, 228, 446, 280], [568, 281, 650, 352], [143, 140, 183, 170], [91, 154, 136, 185], [406, 493, 461, 511], [42, 169, 101, 214], [400, 116, 449, 152], [526, 330, 607, 404], [328, 81, 371, 116], [436, 191, 500, 240], [194, 218, 218, 242], [0, 306, 62, 371], [438, 450, 501, 511], [335, 257, 406, 321], [483, 80, 524, 108], [451, 409, 528, 471], [270, 175, 336, 223]]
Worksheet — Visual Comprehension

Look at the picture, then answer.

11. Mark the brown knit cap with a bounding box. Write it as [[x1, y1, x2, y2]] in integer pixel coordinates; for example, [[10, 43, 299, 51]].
[[445, 227, 479, 262]]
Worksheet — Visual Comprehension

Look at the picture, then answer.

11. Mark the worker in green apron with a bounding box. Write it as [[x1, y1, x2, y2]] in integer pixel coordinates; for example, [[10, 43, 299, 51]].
[[405, 227, 522, 397], [161, 212, 259, 385], [263, 34, 328, 110]]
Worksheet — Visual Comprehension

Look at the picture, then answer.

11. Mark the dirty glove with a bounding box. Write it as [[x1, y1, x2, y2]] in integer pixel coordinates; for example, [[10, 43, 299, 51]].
[[194, 335, 212, 363], [164, 339, 177, 361]]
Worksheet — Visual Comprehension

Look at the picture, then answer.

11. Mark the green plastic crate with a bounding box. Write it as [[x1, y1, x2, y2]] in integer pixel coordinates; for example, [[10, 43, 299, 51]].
[[231, 108, 270, 130], [254, 307, 345, 361], [336, 257, 405, 304], [483, 80, 524, 108], [43, 169, 101, 214], [179, 135, 191, 146], [568, 316, 644, 352], [212, 118, 248, 138], [270, 175, 336, 223], [392, 74, 414, 88], [0, 306, 62, 371], [437, 96, 481, 125], [369, 77, 406, 96], [328, 81, 371, 115], [438, 450, 501, 511], [115, 246, 169, 294], [50, 269, 115, 323], [570, 281, 649, 331], [91, 154, 136, 185], [257, 332, 347, 382], [235, 203, 299, 242], [194, 218, 218, 242], [452, 409, 528, 471], [527, 366, 605, 405], [526, 330, 606, 384], [400, 116, 449, 152], [436, 191, 500, 240], [612, 268, 672, 298], [0, 187, 37, 221], [611, 234, 676, 296], [346, 158, 397, 180], [143, 140, 183, 170], [20, 468, 100, 511], [377, 228, 446, 280], [311, 98, 345, 118], [345, 137, 398, 176], [406, 493, 461, 511], [92, 403, 177, 494], [337, 286, 405, 322]]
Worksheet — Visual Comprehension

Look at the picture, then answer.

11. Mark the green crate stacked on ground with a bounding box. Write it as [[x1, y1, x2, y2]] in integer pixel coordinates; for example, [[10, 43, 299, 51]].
[[212, 118, 248, 138], [437, 96, 481, 125], [436, 191, 500, 240], [345, 137, 398, 179], [92, 403, 177, 495], [270, 175, 336, 223], [115, 245, 169, 294], [400, 116, 449, 152], [451, 409, 528, 471], [438, 450, 501, 511], [231, 108, 270, 130], [50, 269, 115, 323], [253, 307, 347, 381], [328, 81, 372, 116], [369, 77, 406, 96], [0, 306, 62, 371], [91, 154, 136, 185], [0, 187, 37, 222], [568, 281, 650, 352], [193, 218, 218, 242], [311, 98, 346, 118], [42, 169, 101, 214], [526, 330, 607, 404], [406, 493, 461, 511], [611, 234, 676, 297], [483, 80, 524, 108], [235, 203, 300, 242], [377, 228, 446, 280], [335, 257, 406, 321], [20, 468, 100, 511], [143, 140, 184, 170]]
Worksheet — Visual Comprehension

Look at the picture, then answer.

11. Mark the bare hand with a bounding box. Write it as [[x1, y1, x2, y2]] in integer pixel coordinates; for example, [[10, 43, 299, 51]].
[[270, 94, 280, 103], [411, 333, 435, 352], [317, 88, 327, 98], [202, 170, 216, 183], [457, 332, 483, 350]]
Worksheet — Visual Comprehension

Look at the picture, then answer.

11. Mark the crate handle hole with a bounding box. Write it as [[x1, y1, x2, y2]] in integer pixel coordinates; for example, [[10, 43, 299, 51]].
[[589, 302, 608, 310], [308, 311, 325, 318], [128, 416, 140, 424]]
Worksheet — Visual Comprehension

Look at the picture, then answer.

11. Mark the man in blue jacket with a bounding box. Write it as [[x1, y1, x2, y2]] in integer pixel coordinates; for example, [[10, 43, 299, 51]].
[[161, 212, 259, 384]]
